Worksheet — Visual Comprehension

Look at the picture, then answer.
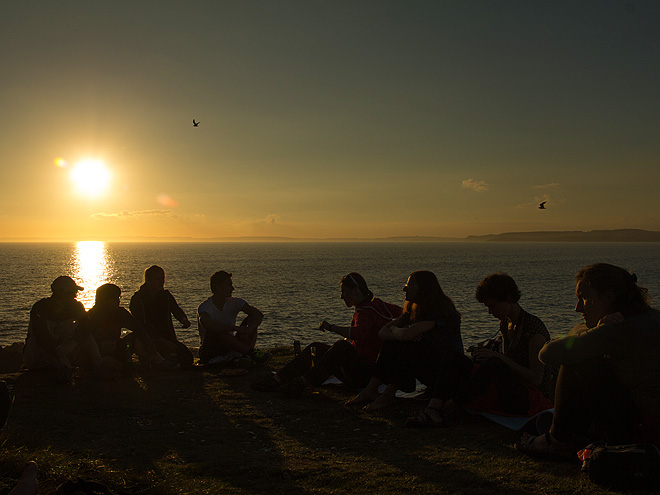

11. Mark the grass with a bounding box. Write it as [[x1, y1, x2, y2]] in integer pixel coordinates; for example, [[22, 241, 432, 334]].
[[0, 346, 655, 494]]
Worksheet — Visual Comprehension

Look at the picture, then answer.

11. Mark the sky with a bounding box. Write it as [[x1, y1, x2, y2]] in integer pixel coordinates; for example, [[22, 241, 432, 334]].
[[1, 1, 659, 241]]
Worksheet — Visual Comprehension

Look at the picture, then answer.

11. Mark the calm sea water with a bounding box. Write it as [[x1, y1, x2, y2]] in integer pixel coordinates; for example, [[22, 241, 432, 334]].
[[2, 242, 660, 351]]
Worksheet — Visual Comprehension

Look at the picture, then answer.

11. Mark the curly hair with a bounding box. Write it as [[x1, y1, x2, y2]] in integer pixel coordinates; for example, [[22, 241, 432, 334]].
[[475, 273, 521, 304]]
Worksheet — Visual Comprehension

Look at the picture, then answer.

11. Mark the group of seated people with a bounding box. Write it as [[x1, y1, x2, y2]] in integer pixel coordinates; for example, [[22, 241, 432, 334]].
[[23, 266, 272, 383], [22, 262, 660, 460], [253, 263, 660, 460]]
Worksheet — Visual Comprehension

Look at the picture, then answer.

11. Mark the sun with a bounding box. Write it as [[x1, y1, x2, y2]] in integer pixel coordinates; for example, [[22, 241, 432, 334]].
[[70, 159, 112, 198]]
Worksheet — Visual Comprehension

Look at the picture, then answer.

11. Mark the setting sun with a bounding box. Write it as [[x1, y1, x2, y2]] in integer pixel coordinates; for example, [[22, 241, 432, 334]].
[[70, 159, 112, 198]]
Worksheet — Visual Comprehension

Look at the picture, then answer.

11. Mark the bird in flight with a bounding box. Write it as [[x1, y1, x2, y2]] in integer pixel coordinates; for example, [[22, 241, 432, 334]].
[[538, 201, 547, 209], [192, 119, 200, 127]]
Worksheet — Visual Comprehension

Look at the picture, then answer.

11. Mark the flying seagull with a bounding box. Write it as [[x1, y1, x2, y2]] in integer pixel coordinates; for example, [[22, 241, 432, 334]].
[[538, 201, 547, 209], [192, 119, 200, 127]]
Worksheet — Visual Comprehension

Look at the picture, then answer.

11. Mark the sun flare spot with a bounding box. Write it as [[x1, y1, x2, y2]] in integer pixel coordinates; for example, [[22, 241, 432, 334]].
[[70, 159, 111, 198], [54, 157, 68, 168]]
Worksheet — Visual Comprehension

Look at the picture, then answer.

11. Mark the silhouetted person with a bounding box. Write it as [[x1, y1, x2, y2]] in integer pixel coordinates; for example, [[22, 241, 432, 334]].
[[252, 273, 401, 397], [23, 276, 106, 383], [518, 263, 660, 459], [90, 283, 178, 374], [130, 265, 194, 369], [197, 271, 271, 367]]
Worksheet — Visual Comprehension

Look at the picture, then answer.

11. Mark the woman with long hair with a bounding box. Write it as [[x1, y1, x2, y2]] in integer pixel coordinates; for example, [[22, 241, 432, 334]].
[[347, 270, 463, 411], [517, 263, 660, 459], [407, 273, 552, 427], [252, 272, 401, 397]]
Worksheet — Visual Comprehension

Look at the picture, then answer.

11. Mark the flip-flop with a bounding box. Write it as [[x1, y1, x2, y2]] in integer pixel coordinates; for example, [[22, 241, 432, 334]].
[[515, 431, 575, 461]]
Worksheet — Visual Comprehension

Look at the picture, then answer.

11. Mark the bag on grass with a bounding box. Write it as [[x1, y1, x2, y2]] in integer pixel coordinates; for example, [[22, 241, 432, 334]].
[[579, 443, 660, 488]]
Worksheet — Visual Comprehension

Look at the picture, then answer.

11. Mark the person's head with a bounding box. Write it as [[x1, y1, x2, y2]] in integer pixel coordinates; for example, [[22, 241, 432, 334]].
[[339, 272, 373, 307], [50, 276, 83, 300], [403, 270, 458, 322], [475, 273, 521, 321], [574, 263, 651, 327], [95, 283, 121, 311], [210, 271, 234, 297], [144, 265, 165, 292]]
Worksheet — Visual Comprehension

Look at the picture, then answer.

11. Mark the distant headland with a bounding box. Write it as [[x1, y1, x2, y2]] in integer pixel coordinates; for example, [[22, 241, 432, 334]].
[[2, 229, 660, 243]]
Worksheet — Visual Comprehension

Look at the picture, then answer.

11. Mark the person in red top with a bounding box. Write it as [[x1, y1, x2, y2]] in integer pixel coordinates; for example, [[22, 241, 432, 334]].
[[252, 272, 401, 397]]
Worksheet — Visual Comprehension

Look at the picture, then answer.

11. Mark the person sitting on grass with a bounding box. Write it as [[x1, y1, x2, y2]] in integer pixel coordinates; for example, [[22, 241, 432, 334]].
[[88, 283, 179, 374], [347, 270, 463, 411], [197, 271, 271, 368], [406, 273, 553, 427], [23, 276, 111, 383], [251, 272, 401, 397], [130, 265, 195, 370], [517, 263, 660, 460]]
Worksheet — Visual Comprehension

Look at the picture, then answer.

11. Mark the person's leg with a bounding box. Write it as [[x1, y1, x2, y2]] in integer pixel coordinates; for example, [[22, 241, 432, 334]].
[[407, 349, 473, 426], [8, 461, 38, 495], [277, 343, 330, 384], [551, 362, 637, 444], [453, 357, 530, 415], [303, 340, 361, 387]]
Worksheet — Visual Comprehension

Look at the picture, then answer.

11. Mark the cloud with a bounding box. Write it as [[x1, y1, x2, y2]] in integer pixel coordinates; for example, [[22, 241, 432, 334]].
[[533, 183, 561, 189], [461, 179, 489, 192], [91, 209, 177, 219], [254, 214, 281, 225]]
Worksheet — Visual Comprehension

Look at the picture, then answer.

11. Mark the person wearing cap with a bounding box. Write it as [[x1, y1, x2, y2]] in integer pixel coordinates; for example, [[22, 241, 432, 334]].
[[129, 265, 194, 369], [23, 276, 97, 382]]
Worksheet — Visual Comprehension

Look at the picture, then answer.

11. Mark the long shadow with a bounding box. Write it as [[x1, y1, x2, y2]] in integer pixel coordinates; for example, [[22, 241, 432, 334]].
[[2, 367, 307, 494], [240, 369, 580, 495]]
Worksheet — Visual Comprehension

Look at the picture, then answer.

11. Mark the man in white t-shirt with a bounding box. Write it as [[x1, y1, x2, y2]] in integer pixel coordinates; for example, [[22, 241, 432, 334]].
[[197, 271, 271, 367]]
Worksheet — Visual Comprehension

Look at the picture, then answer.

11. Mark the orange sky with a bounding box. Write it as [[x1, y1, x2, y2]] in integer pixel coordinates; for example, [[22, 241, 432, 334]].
[[1, 2, 659, 241]]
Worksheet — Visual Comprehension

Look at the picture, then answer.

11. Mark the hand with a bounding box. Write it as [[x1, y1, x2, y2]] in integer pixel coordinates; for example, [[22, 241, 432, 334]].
[[597, 312, 624, 326], [181, 317, 191, 329], [470, 347, 500, 363], [319, 321, 330, 332]]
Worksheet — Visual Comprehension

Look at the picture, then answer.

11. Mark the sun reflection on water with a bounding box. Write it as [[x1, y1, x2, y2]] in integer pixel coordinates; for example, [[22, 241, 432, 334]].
[[71, 241, 111, 309]]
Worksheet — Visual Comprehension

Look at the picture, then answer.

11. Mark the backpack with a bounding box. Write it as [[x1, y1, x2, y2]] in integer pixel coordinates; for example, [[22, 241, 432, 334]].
[[579, 443, 660, 488]]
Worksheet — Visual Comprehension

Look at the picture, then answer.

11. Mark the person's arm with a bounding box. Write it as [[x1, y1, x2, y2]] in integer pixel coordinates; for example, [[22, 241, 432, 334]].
[[119, 309, 164, 362], [539, 317, 624, 365], [168, 292, 191, 328], [237, 303, 263, 334], [128, 294, 150, 326], [198, 311, 239, 334], [472, 333, 547, 386], [379, 315, 435, 341], [319, 320, 351, 338]]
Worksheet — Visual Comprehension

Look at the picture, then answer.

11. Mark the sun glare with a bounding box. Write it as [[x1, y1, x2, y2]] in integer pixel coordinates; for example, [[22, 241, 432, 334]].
[[70, 159, 112, 198]]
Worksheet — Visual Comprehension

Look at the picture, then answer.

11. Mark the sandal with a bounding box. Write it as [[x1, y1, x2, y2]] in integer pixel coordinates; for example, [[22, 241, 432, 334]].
[[515, 431, 575, 461], [406, 407, 444, 428]]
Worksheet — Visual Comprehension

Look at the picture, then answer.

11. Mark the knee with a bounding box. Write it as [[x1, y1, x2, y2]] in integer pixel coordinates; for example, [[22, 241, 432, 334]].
[[331, 339, 353, 352]]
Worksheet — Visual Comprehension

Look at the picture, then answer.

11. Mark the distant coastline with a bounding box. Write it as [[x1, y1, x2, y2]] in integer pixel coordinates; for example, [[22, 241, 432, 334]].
[[2, 229, 660, 243]]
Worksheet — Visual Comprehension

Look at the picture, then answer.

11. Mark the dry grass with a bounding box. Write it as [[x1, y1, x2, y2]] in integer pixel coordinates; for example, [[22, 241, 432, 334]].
[[0, 347, 654, 494]]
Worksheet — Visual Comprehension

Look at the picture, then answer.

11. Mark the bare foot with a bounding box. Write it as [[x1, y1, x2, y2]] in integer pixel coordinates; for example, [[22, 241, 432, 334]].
[[345, 390, 378, 408], [9, 461, 38, 495], [363, 393, 395, 412]]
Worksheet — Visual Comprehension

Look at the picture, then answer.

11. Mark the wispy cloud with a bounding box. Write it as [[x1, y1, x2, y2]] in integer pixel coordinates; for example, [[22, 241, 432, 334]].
[[91, 209, 177, 219], [254, 213, 281, 225], [461, 179, 489, 192], [533, 183, 561, 190]]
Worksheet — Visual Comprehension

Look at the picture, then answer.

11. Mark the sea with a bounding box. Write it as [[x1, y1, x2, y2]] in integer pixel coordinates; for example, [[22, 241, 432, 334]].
[[2, 242, 660, 351]]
